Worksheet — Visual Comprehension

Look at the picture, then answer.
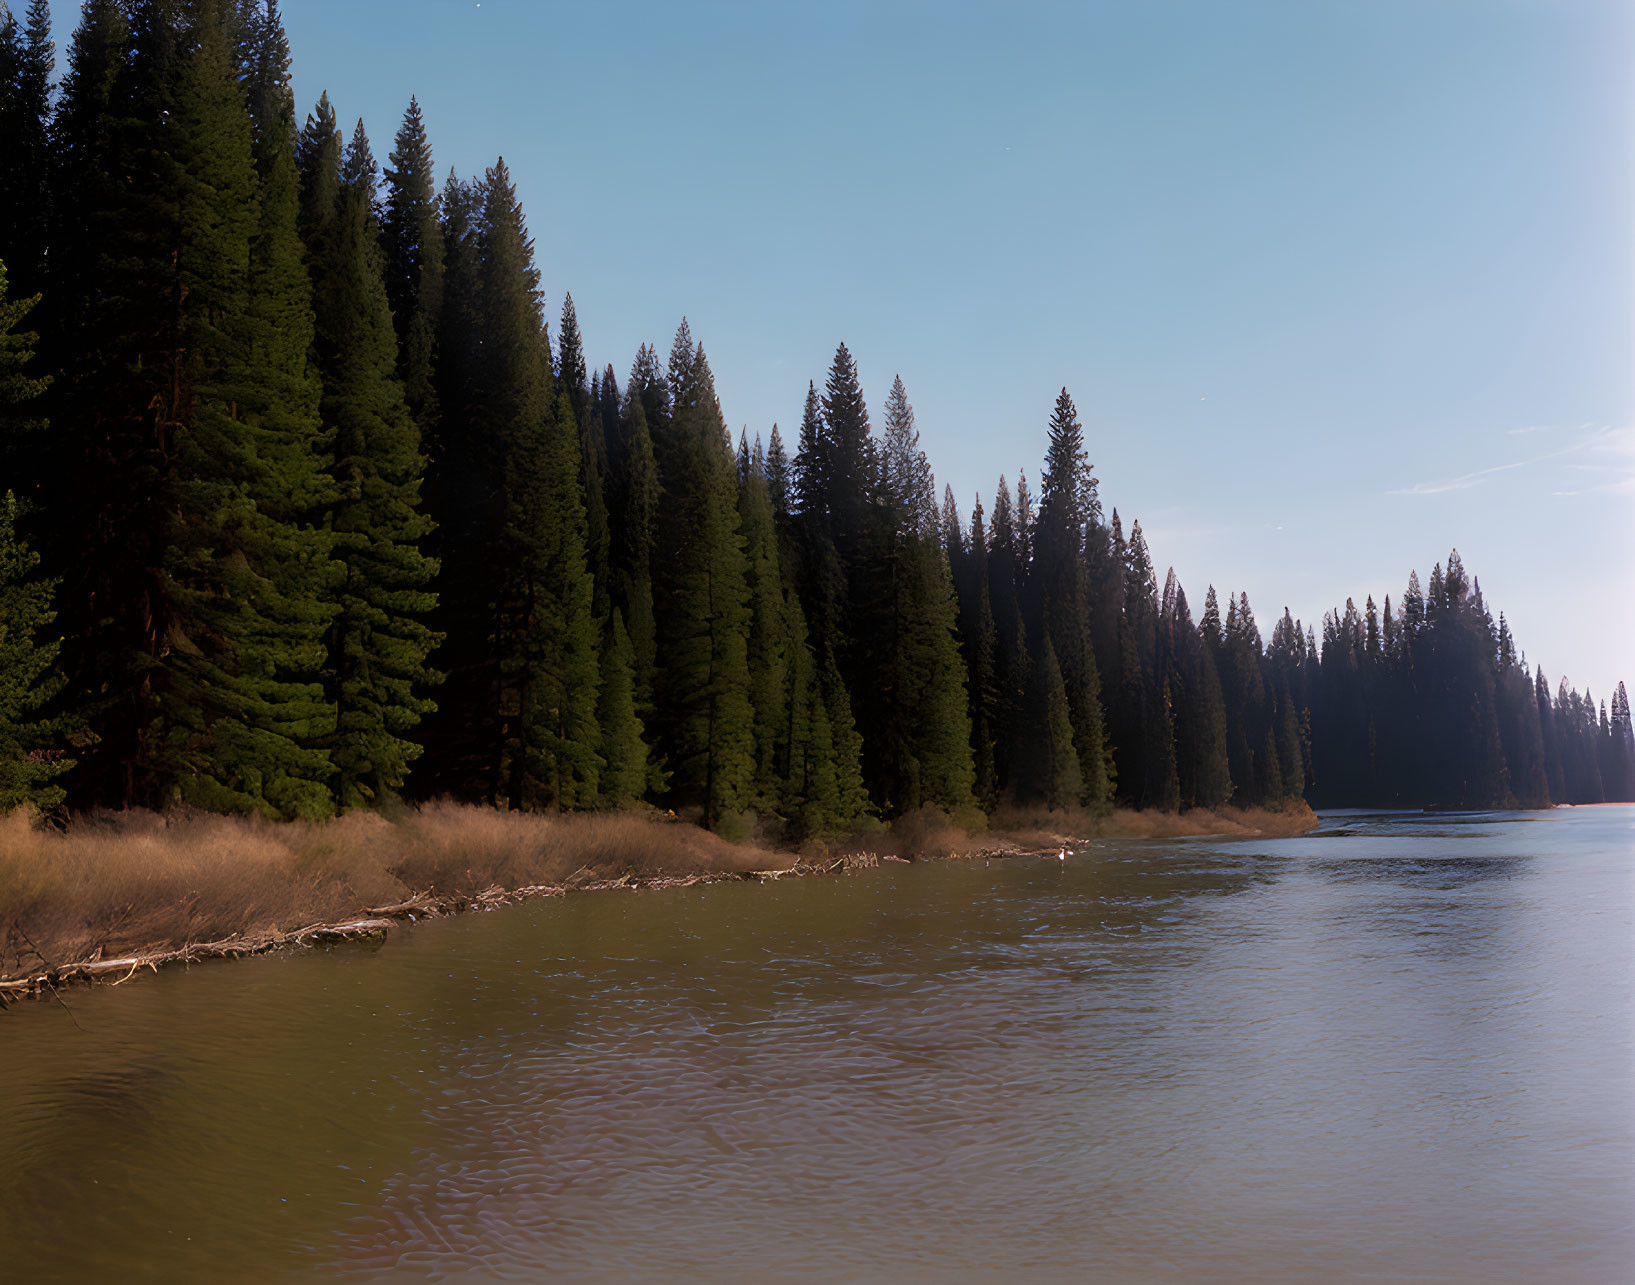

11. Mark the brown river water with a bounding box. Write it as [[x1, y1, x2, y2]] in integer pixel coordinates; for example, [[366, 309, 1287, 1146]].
[[1, 807, 1630, 1281]]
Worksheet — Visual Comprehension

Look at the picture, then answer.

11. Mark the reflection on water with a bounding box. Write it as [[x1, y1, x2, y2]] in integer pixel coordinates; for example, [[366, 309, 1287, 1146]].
[[1, 808, 1630, 1281]]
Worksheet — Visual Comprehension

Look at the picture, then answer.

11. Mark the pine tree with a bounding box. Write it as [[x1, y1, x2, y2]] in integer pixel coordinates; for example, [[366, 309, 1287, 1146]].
[[413, 167, 491, 797], [0, 0, 52, 298], [650, 327, 755, 829], [739, 429, 793, 809], [608, 356, 660, 750], [560, 294, 611, 620], [876, 376, 976, 815], [987, 475, 1029, 794], [959, 494, 1001, 808], [596, 608, 648, 806], [43, 0, 166, 807], [1165, 576, 1230, 809], [1215, 589, 1266, 804], [0, 257, 70, 810], [380, 94, 443, 433], [1274, 677, 1305, 802], [765, 423, 791, 519], [479, 160, 600, 809], [881, 374, 935, 535], [1255, 722, 1284, 802], [821, 640, 871, 827], [1536, 667, 1567, 804], [297, 106, 440, 809], [1114, 519, 1177, 808], [791, 378, 846, 664], [0, 254, 46, 505], [1494, 616, 1550, 807], [151, 2, 341, 819], [1608, 682, 1635, 802], [1039, 634, 1083, 810], [1034, 387, 1112, 810]]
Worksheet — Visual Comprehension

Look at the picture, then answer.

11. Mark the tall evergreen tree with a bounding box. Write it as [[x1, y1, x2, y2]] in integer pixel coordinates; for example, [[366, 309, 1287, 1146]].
[[1039, 634, 1083, 811], [380, 94, 443, 433], [1164, 577, 1231, 808], [0, 258, 70, 810], [0, 0, 51, 299], [764, 423, 791, 519], [957, 494, 1001, 808], [739, 429, 793, 809], [875, 376, 976, 815], [136, 2, 341, 817], [1115, 519, 1178, 809], [987, 475, 1029, 794], [608, 356, 660, 749], [650, 327, 755, 829], [479, 160, 600, 809], [297, 106, 440, 808], [1034, 388, 1112, 810], [560, 294, 611, 620]]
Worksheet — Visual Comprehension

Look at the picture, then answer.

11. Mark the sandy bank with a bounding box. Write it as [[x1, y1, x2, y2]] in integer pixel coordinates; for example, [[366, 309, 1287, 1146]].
[[0, 800, 1318, 1000]]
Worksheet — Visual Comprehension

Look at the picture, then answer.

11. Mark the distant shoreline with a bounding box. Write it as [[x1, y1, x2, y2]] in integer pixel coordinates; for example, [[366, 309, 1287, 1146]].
[[0, 801, 1318, 1003]]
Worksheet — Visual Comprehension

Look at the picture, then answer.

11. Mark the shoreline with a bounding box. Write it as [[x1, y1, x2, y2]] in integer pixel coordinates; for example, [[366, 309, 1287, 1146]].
[[0, 802, 1318, 1003]]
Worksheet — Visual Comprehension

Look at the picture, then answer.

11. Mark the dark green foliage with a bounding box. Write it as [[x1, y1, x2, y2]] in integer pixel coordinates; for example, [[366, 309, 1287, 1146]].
[[1113, 519, 1178, 809], [738, 431, 792, 809], [872, 377, 976, 816], [596, 608, 647, 806], [8, 7, 1616, 830], [411, 170, 484, 797], [561, 295, 611, 621], [380, 94, 443, 433], [649, 326, 755, 829], [764, 424, 791, 518], [412, 159, 601, 808], [1164, 574, 1230, 809], [1039, 634, 1082, 811], [0, 489, 72, 810], [152, 5, 339, 819], [43, 0, 163, 807], [954, 494, 1000, 808], [0, 263, 71, 809], [0, 255, 47, 500], [297, 106, 439, 809], [0, 0, 52, 297], [478, 162, 601, 809], [1034, 388, 1111, 811], [607, 356, 660, 745], [987, 476, 1029, 794]]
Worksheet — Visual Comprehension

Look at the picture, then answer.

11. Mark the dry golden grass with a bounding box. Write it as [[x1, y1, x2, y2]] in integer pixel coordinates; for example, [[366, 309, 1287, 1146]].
[[983, 800, 1321, 850], [0, 798, 1317, 984], [0, 803, 787, 981]]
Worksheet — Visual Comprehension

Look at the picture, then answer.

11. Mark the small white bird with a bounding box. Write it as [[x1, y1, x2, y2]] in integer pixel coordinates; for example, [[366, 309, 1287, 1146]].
[[1058, 847, 1068, 861]]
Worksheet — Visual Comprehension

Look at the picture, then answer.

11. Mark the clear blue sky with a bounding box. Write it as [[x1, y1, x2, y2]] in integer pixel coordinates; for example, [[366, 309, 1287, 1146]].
[[56, 0, 1635, 697]]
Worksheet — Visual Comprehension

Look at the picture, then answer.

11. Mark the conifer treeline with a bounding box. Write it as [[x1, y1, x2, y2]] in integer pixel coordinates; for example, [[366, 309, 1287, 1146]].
[[0, 1, 1629, 824]]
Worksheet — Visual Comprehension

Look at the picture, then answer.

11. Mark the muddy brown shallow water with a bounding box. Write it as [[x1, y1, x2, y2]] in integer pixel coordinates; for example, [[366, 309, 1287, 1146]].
[[1, 807, 1630, 1280]]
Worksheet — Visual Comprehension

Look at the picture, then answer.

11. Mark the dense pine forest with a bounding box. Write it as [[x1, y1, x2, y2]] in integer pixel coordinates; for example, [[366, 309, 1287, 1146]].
[[0, 1, 1630, 833]]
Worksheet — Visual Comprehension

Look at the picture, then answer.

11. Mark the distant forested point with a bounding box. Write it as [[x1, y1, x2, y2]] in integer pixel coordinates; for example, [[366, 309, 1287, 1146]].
[[0, 1, 1629, 828]]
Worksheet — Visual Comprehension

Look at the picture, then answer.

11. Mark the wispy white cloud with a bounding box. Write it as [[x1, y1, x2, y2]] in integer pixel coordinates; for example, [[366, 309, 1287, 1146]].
[[1505, 421, 1595, 437], [1389, 426, 1632, 497]]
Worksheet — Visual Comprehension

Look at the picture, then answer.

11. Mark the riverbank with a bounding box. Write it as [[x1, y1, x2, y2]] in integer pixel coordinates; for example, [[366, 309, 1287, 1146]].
[[0, 800, 1317, 999]]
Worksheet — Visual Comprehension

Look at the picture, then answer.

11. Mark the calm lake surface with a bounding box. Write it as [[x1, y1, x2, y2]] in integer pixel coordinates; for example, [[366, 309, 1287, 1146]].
[[2, 808, 1631, 1281]]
